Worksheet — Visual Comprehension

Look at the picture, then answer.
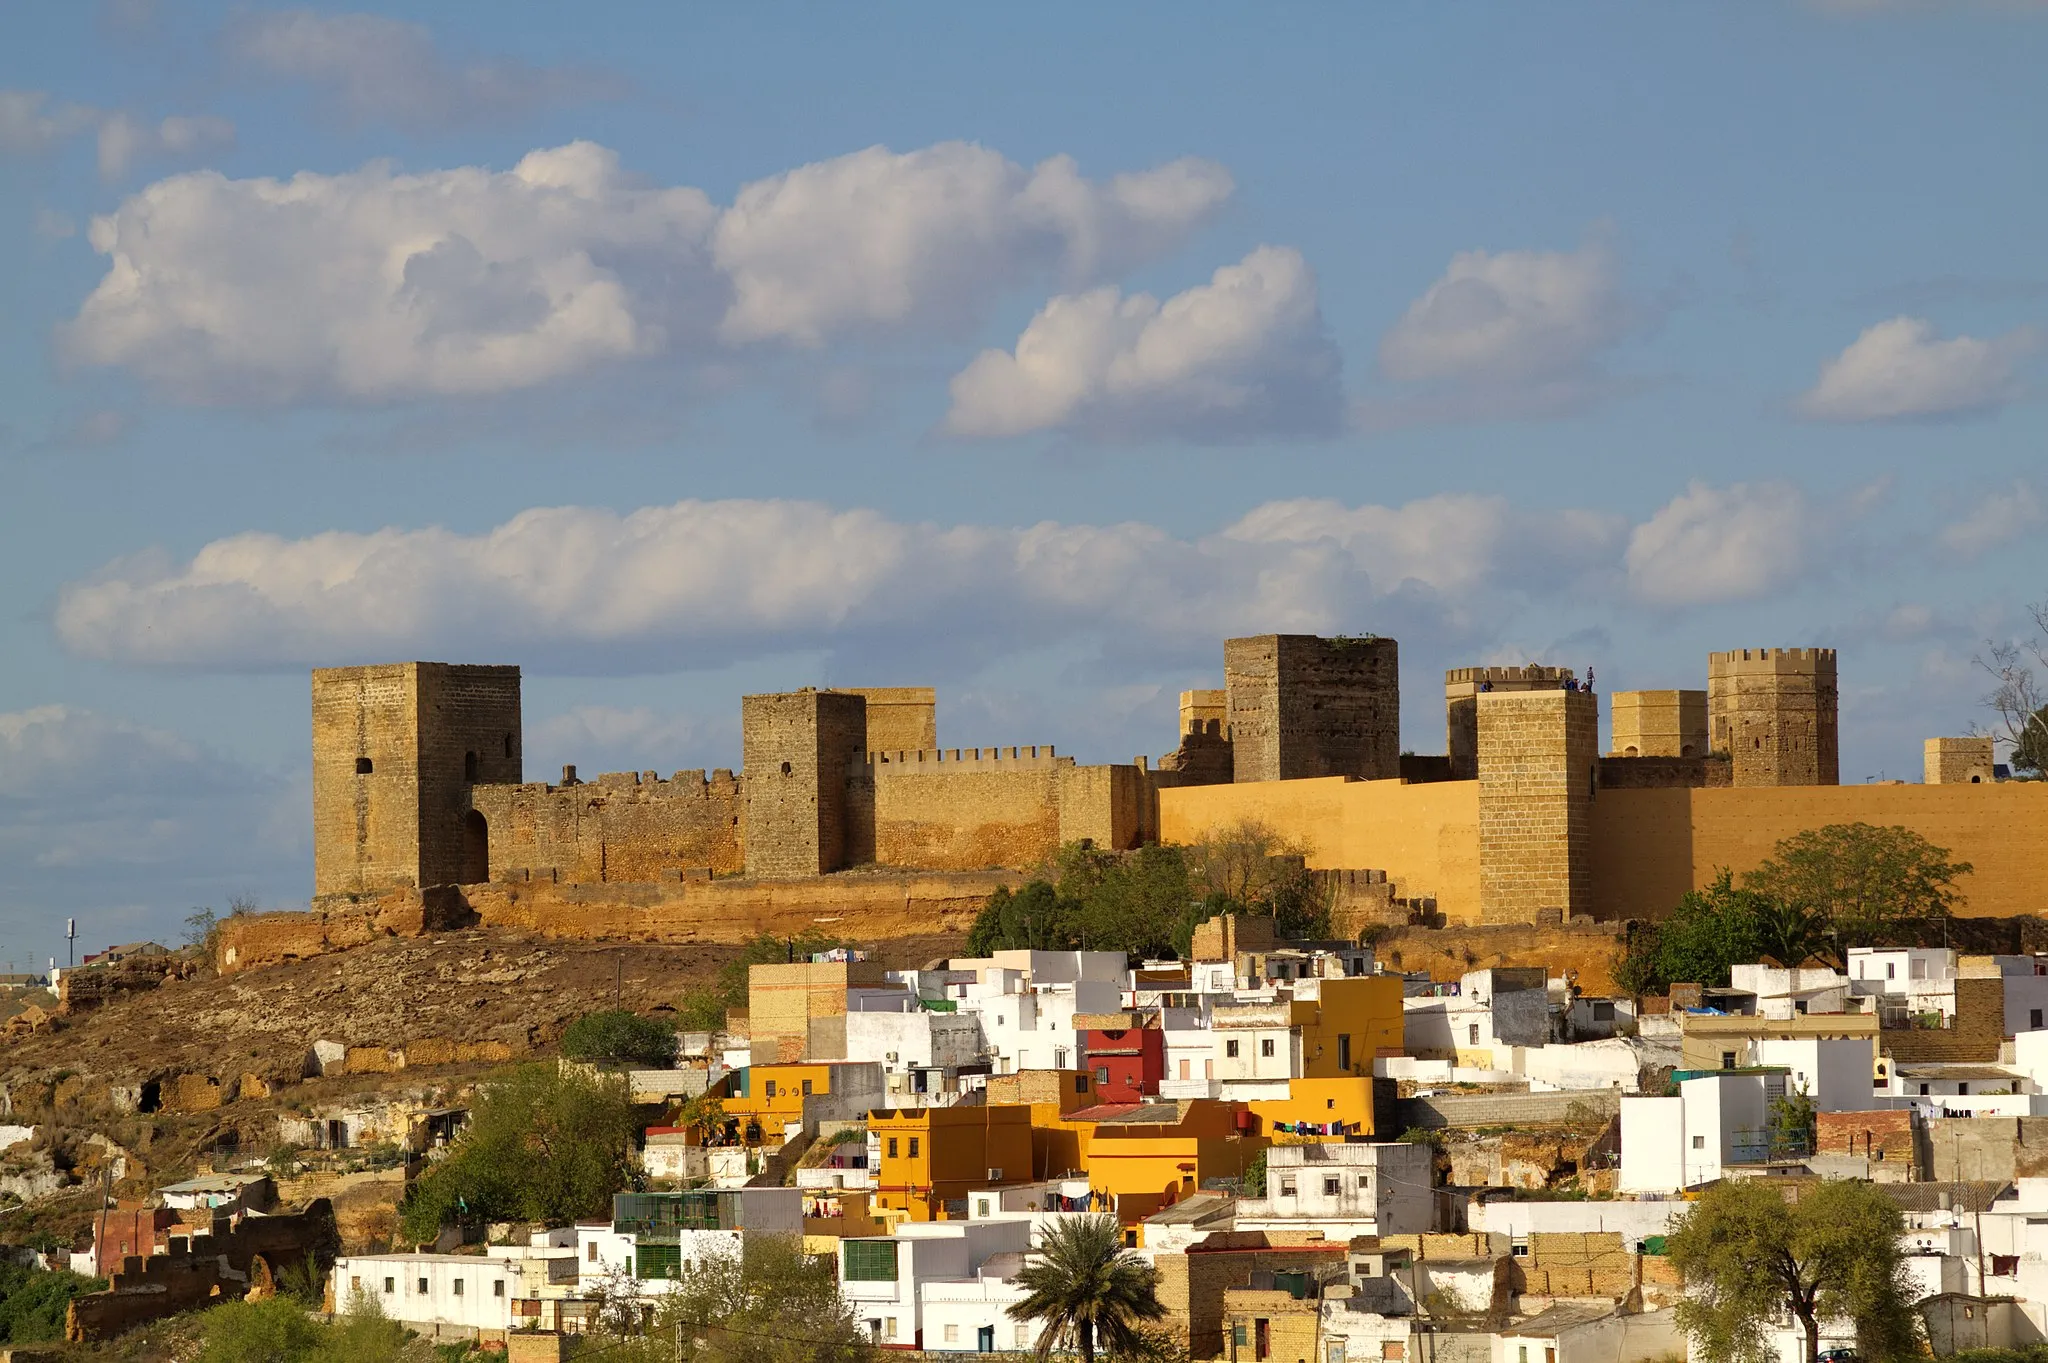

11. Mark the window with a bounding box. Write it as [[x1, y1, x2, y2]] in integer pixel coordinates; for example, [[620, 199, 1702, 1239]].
[[802, 1079, 813, 1096], [587, 1242, 599, 1262], [417, 1278, 428, 1294], [1324, 1177, 1341, 1196], [1692, 1136, 1705, 1149], [1279, 1179, 1297, 1197], [1260, 1038, 1275, 1058], [1179, 1059, 1190, 1080], [1468, 1023, 1480, 1045], [1205, 1059, 1214, 1079], [1226, 1039, 1241, 1058], [1233, 1324, 1249, 1350], [977, 1199, 992, 1217], [1075, 1074, 1090, 1093], [2033, 1009, 2043, 1030], [843, 1241, 900, 1282], [355, 757, 373, 774], [1919, 1083, 1930, 1096], [383, 1278, 394, 1294], [493, 1281, 504, 1298], [1592, 1002, 1615, 1021], [1330, 1343, 1347, 1363], [1886, 963, 1896, 980], [1959, 1083, 1970, 1096], [909, 1137, 920, 1158], [1015, 1325, 1031, 1346], [887, 1138, 899, 1158], [1096, 1066, 1110, 1084], [945, 1325, 960, 1343], [765, 1080, 777, 1098], [1337, 1034, 1351, 1070], [453, 1279, 464, 1297], [1357, 1175, 1370, 1190], [1519, 1348, 1530, 1363], [885, 1318, 897, 1339], [350, 1276, 361, 1292], [464, 751, 478, 781], [504, 734, 513, 758], [1721, 1051, 1737, 1070]]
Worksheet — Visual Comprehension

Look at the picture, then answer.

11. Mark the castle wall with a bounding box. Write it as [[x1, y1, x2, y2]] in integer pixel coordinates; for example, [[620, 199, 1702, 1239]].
[[1477, 690, 1598, 924], [853, 749, 1153, 872], [844, 687, 937, 753], [466, 769, 742, 882], [1926, 737, 1997, 785], [1444, 666, 1571, 781], [1158, 776, 1482, 923], [414, 663, 522, 888], [1708, 648, 1839, 786], [1587, 782, 2048, 920], [1610, 689, 1707, 758], [1225, 635, 1400, 783]]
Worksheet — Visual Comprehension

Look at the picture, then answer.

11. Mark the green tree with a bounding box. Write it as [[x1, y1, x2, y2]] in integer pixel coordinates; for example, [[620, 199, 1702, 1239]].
[[966, 881, 1081, 956], [1009, 1215, 1168, 1363], [677, 986, 729, 1035], [562, 1009, 680, 1067], [399, 1063, 638, 1243], [1072, 845, 1198, 961], [1183, 820, 1330, 939], [309, 1291, 434, 1363], [1668, 1179, 1920, 1363], [1767, 1085, 1818, 1159], [0, 1263, 104, 1343], [656, 1234, 872, 1362], [1745, 823, 1972, 937], [194, 1294, 327, 1363]]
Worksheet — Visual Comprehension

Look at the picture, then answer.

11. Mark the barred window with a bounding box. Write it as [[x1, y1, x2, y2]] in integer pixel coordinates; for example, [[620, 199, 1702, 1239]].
[[638, 1244, 682, 1281], [842, 1240, 899, 1282]]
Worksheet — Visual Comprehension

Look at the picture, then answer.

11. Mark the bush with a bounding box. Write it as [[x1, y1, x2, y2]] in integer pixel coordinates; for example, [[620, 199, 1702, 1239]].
[[560, 1009, 678, 1067], [0, 1263, 103, 1343]]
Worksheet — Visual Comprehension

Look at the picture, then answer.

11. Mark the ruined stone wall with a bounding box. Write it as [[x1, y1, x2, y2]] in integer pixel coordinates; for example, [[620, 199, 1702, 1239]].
[[311, 663, 520, 895], [1445, 666, 1571, 781], [217, 886, 471, 973], [467, 769, 742, 882], [1708, 648, 1839, 786], [1610, 689, 1707, 758], [1157, 721, 1233, 785], [844, 687, 937, 753], [1477, 690, 1598, 923], [741, 691, 866, 878], [1225, 634, 1400, 783], [1926, 737, 1997, 785], [1179, 689, 1228, 737], [1596, 754, 1732, 790], [1587, 781, 2048, 920]]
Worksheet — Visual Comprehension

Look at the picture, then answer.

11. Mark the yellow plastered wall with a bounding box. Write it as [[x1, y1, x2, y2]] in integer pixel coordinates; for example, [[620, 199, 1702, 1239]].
[[1298, 976, 1404, 1076], [1248, 1077, 1377, 1137], [1083, 1134, 1265, 1225], [723, 1063, 836, 1123], [1589, 783, 2048, 920], [1158, 777, 1482, 922]]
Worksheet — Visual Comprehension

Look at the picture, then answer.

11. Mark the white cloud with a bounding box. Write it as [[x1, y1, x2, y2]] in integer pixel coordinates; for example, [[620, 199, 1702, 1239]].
[[1378, 239, 1632, 387], [944, 246, 1341, 440], [528, 706, 735, 779], [1, 89, 232, 181], [226, 9, 618, 130], [712, 143, 1232, 346], [1939, 479, 2046, 558], [53, 492, 1628, 674], [1797, 316, 2039, 421], [1624, 480, 1811, 607], [64, 141, 1230, 403]]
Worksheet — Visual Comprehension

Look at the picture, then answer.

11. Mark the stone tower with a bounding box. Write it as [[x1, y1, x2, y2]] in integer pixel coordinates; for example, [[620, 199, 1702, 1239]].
[[1477, 689, 1598, 924], [1924, 737, 1995, 785], [1610, 690, 1708, 758], [1444, 666, 1572, 780], [311, 662, 522, 896], [1707, 648, 1839, 787], [1224, 634, 1401, 783], [843, 687, 936, 754], [741, 690, 868, 878]]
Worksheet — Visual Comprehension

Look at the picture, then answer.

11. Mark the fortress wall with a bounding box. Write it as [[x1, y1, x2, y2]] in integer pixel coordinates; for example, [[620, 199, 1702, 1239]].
[[1589, 782, 2048, 920], [1158, 777, 1481, 922], [865, 760, 1153, 871], [844, 688, 938, 753], [467, 770, 743, 883]]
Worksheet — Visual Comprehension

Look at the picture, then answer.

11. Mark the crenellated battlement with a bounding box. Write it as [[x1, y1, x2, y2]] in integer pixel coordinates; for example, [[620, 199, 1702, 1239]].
[[1445, 665, 1574, 688], [1708, 647, 1838, 674], [498, 768, 741, 798], [868, 745, 1071, 771]]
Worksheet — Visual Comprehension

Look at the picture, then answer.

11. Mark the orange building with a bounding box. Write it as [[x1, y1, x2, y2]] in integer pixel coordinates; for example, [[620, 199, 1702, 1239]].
[[867, 1105, 1034, 1221], [1048, 1098, 1267, 1229]]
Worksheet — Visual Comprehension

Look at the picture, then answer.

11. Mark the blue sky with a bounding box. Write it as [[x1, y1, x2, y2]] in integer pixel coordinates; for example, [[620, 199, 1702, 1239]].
[[2, 1, 2044, 966]]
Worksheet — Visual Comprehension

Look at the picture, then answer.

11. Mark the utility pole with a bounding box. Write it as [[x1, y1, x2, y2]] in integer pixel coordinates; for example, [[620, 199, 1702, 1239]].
[[614, 952, 623, 1011]]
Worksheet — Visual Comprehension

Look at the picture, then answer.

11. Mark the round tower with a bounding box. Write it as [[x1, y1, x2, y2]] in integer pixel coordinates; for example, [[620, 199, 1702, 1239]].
[[1706, 648, 1839, 787]]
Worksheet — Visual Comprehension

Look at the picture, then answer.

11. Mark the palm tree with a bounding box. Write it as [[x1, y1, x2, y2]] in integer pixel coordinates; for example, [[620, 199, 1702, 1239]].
[[1009, 1215, 1167, 1362]]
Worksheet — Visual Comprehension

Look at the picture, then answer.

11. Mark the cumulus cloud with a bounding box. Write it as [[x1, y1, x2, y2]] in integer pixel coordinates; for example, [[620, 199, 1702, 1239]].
[[0, 89, 230, 180], [1939, 479, 2046, 559], [1624, 480, 1812, 607], [1797, 316, 2039, 421], [226, 9, 619, 130], [714, 144, 1230, 346], [944, 246, 1341, 440], [64, 141, 1231, 403], [0, 706, 304, 933], [53, 492, 1629, 674], [1379, 239, 1633, 388]]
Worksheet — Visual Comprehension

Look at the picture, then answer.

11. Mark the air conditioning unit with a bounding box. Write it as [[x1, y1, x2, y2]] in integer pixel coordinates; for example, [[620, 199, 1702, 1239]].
[[986, 1168, 1004, 1182], [886, 1052, 899, 1063]]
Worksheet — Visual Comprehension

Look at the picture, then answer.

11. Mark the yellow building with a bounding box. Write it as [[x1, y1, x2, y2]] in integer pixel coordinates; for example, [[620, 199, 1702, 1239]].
[[1045, 1099, 1266, 1229], [1247, 1077, 1378, 1140], [868, 1106, 1034, 1221], [1296, 975, 1404, 1077], [720, 1063, 843, 1127]]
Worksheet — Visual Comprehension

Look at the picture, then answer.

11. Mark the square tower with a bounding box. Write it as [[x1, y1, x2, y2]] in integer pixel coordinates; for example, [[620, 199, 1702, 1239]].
[[1444, 666, 1572, 780], [841, 687, 936, 755], [311, 663, 522, 896], [1179, 689, 1229, 738], [1224, 634, 1401, 783], [1707, 648, 1839, 787], [1610, 690, 1708, 758], [741, 691, 868, 878], [1924, 737, 1995, 785], [1477, 689, 1598, 924]]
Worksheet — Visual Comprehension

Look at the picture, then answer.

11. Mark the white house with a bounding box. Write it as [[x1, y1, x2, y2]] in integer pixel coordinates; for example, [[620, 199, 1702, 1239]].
[[839, 1219, 1034, 1349], [1232, 1143, 1434, 1241], [1728, 964, 1853, 1020], [1620, 1068, 1791, 1194], [580, 1188, 803, 1297], [1750, 1035, 1878, 1111], [1848, 948, 1959, 1024], [1403, 969, 1553, 1064], [332, 1253, 516, 1336], [932, 951, 1125, 1076], [920, 1252, 1036, 1354]]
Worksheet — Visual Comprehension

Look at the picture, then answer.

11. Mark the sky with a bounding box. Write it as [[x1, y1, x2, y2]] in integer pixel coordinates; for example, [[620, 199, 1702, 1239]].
[[2, 1, 2045, 967]]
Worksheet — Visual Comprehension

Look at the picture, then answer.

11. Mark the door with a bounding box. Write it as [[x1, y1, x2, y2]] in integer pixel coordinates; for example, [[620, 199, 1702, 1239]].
[[977, 1324, 994, 1352], [1254, 1318, 1270, 1360]]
